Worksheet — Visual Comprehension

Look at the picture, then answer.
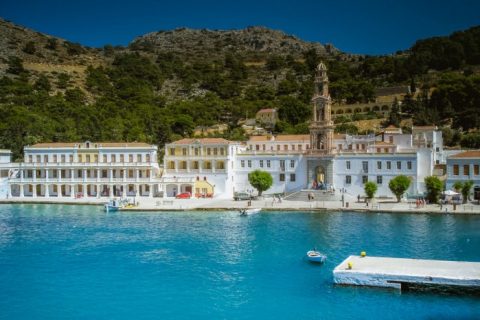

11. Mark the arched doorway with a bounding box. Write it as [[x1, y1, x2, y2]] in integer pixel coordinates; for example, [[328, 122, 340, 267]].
[[312, 166, 326, 190]]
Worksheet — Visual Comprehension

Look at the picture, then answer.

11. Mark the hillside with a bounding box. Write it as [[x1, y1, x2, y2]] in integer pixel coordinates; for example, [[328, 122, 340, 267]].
[[131, 26, 339, 58], [0, 18, 480, 160]]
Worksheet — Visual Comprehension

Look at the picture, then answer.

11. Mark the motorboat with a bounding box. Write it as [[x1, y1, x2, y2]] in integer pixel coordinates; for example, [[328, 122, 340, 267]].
[[239, 208, 261, 216], [306, 250, 327, 263]]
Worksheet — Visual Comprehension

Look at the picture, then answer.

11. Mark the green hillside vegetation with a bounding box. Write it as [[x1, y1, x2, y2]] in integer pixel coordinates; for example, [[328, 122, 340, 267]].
[[1, 22, 480, 160]]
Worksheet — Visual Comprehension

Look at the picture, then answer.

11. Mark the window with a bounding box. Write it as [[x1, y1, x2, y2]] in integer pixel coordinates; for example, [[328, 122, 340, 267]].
[[362, 161, 368, 173], [362, 176, 368, 184], [213, 148, 218, 156], [387, 161, 391, 170], [377, 176, 383, 184], [298, 144, 302, 150], [169, 148, 175, 156], [262, 145, 266, 151], [377, 148, 381, 153], [36, 155, 41, 162], [346, 161, 351, 170], [137, 154, 142, 162], [279, 173, 285, 182], [220, 148, 225, 155], [111, 155, 116, 163], [44, 155, 48, 163], [290, 160, 295, 168], [129, 154, 133, 162], [277, 145, 280, 151], [207, 148, 211, 156], [346, 175, 351, 184], [194, 148, 199, 156], [256, 145, 260, 151], [284, 145, 288, 151], [474, 165, 479, 176], [377, 161, 382, 170], [182, 148, 187, 156], [407, 161, 412, 170], [436, 147, 440, 152], [397, 161, 401, 170], [146, 154, 150, 162], [86, 155, 91, 162], [247, 160, 252, 168], [290, 174, 296, 182], [464, 165, 470, 176], [339, 145, 343, 150], [120, 154, 124, 162], [102, 155, 107, 163], [61, 155, 65, 163], [260, 160, 264, 168], [53, 155, 57, 162], [453, 164, 459, 175], [241, 160, 245, 168], [280, 160, 285, 170], [292, 145, 295, 151], [267, 160, 271, 168], [28, 155, 32, 163]]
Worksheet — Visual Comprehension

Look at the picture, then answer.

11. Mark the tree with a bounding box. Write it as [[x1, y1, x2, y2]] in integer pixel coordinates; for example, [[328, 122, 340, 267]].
[[364, 181, 378, 200], [6, 56, 25, 75], [424, 176, 443, 204], [23, 41, 36, 54], [248, 170, 273, 196], [45, 38, 57, 50], [388, 175, 411, 202], [461, 180, 474, 203], [452, 181, 463, 192]]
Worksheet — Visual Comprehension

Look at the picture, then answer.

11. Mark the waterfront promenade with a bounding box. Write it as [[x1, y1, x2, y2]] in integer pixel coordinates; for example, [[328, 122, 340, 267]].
[[1, 194, 479, 214]]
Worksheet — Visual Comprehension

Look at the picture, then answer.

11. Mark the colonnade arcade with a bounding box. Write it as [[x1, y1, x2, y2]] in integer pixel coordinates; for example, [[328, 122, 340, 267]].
[[8, 183, 160, 198]]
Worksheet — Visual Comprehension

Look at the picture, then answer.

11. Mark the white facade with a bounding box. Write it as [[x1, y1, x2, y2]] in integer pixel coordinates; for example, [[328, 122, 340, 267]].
[[161, 138, 242, 199], [2, 142, 160, 199]]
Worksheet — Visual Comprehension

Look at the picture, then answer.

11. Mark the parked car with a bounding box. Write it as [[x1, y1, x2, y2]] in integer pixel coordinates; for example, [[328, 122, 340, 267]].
[[175, 192, 191, 199], [234, 192, 252, 201]]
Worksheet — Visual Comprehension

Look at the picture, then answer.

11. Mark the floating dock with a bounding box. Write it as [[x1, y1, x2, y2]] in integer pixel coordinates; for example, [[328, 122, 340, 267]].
[[333, 255, 480, 291]]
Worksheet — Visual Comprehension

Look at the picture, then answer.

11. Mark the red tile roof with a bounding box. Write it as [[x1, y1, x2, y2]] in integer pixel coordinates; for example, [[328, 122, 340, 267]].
[[29, 142, 152, 148], [249, 135, 310, 142], [256, 108, 276, 113], [450, 151, 480, 158], [170, 138, 233, 145]]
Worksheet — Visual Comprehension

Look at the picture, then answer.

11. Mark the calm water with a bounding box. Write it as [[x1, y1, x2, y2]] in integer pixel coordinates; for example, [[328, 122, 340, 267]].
[[0, 205, 479, 319]]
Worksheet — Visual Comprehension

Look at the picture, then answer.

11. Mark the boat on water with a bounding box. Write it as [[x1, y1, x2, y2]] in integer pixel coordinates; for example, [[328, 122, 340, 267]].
[[104, 198, 132, 212], [239, 208, 261, 216], [306, 250, 327, 263]]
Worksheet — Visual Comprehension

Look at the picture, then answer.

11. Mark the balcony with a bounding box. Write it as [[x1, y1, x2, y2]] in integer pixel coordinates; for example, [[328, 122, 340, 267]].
[[19, 162, 156, 168]]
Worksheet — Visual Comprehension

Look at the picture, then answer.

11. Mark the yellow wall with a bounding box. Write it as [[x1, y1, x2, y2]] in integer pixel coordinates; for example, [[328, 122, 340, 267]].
[[194, 180, 214, 196]]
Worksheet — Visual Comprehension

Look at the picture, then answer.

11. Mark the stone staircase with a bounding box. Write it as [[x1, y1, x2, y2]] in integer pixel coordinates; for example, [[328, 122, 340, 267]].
[[284, 189, 341, 202]]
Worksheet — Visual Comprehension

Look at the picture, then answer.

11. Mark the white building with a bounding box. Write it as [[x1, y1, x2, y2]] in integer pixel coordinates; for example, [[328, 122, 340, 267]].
[[160, 138, 243, 199], [3, 141, 161, 199], [446, 151, 480, 200]]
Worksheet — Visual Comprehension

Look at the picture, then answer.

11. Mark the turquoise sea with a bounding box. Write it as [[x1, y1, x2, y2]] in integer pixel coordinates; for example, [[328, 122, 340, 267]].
[[0, 204, 479, 319]]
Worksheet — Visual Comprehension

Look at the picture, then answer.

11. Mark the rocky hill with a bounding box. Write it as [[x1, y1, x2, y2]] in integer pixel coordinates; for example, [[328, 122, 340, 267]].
[[131, 26, 339, 58]]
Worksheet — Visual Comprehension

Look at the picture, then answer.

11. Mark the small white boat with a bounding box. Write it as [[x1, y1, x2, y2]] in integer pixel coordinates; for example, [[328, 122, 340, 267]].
[[306, 250, 327, 263], [239, 208, 261, 216], [104, 199, 125, 212]]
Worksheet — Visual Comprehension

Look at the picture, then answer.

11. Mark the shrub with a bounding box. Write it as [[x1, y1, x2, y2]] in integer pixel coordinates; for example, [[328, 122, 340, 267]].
[[424, 176, 443, 204], [364, 181, 378, 200]]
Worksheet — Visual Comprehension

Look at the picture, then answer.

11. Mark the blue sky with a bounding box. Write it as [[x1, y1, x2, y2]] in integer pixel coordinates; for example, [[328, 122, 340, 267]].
[[1, 0, 479, 55]]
